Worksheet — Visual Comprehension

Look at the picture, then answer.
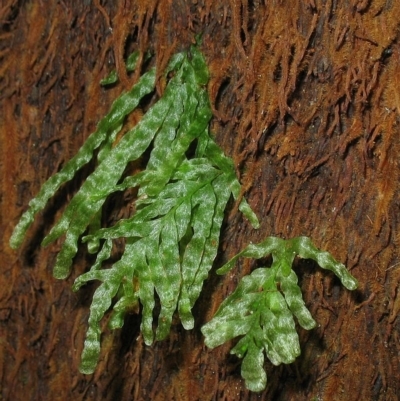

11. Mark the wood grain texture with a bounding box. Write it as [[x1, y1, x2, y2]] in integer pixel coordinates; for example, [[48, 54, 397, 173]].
[[1, 1, 400, 400]]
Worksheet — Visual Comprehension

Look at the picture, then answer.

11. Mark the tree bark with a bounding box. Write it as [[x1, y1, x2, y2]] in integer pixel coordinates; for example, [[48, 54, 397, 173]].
[[1, 1, 400, 400]]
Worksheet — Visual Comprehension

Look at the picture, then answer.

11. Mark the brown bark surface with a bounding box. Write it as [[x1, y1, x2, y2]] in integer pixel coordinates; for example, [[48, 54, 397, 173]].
[[1, 1, 400, 400]]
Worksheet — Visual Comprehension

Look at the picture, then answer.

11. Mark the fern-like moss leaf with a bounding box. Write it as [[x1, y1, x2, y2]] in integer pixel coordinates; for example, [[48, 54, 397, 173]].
[[10, 44, 259, 374], [202, 236, 357, 391]]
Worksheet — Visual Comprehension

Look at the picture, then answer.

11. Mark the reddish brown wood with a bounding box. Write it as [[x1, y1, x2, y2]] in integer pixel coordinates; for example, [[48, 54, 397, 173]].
[[1, 1, 400, 400]]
